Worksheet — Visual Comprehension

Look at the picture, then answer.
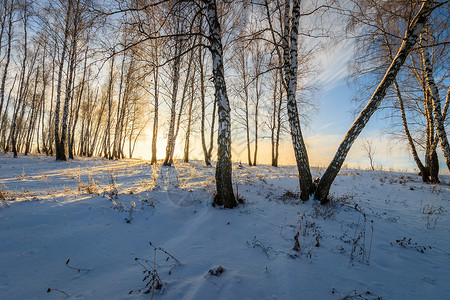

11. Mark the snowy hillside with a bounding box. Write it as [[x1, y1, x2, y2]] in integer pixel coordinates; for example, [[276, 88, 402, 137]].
[[0, 154, 449, 299]]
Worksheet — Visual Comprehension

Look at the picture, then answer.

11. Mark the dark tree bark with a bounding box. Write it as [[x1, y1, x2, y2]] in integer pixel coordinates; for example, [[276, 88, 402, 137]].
[[199, 39, 211, 166], [151, 46, 159, 165], [0, 0, 13, 131], [163, 33, 182, 166], [54, 0, 73, 161]]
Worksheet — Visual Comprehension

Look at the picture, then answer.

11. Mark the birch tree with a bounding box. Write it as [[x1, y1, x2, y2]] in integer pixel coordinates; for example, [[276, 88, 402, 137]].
[[204, 0, 237, 208], [315, 0, 440, 203]]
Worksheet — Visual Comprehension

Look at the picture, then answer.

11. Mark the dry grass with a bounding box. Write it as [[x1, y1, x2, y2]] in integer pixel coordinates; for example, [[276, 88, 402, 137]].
[[77, 173, 99, 195]]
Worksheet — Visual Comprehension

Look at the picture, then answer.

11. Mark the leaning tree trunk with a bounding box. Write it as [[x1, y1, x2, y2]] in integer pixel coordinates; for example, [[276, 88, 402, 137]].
[[315, 0, 436, 204], [420, 31, 450, 172], [283, 0, 313, 201], [205, 0, 237, 208]]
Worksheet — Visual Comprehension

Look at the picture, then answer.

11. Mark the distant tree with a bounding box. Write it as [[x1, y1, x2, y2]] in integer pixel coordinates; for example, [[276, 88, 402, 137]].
[[361, 139, 375, 171]]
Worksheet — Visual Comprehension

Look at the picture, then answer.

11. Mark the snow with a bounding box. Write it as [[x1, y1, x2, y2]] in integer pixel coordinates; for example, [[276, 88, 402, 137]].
[[1, 153, 449, 299]]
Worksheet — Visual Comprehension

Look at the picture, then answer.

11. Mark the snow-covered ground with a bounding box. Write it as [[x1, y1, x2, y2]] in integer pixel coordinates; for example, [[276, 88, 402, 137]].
[[0, 153, 449, 299]]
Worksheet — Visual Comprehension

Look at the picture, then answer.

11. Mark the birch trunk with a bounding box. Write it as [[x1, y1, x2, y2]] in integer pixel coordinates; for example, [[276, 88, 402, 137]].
[[205, 0, 237, 208], [271, 70, 278, 167], [184, 68, 196, 163], [394, 80, 429, 182], [151, 55, 159, 164], [169, 46, 195, 164], [105, 56, 115, 159], [54, 0, 72, 161], [283, 0, 313, 201], [163, 35, 182, 166]]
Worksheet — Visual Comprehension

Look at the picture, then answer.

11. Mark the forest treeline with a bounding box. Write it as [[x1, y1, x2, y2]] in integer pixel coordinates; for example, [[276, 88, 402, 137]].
[[0, 0, 448, 206]]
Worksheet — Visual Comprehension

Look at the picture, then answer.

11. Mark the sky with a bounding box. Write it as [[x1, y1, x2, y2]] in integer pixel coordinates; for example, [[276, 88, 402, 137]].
[[133, 69, 423, 173], [132, 34, 446, 174]]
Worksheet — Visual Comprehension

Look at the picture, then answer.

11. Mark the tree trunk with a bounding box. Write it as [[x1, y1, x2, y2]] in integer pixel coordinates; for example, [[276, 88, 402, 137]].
[[151, 46, 159, 165], [184, 69, 195, 163], [54, 0, 72, 161], [0, 1, 13, 128], [163, 34, 182, 166], [205, 0, 237, 208], [169, 45, 195, 164], [315, 0, 436, 204], [199, 41, 211, 166], [105, 56, 115, 159], [283, 0, 312, 201], [394, 80, 429, 182]]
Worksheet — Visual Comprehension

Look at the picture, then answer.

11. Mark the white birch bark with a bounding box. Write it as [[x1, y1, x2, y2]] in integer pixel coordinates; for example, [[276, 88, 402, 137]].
[[283, 0, 313, 201], [204, 0, 237, 208]]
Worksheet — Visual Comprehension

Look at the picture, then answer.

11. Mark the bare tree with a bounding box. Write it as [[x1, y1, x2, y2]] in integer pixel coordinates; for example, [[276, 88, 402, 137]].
[[315, 0, 439, 203], [361, 138, 375, 170]]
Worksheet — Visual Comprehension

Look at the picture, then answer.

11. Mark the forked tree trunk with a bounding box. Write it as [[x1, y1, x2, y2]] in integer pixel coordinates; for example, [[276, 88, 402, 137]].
[[205, 0, 237, 208], [394, 80, 430, 182], [169, 45, 195, 165], [315, 0, 436, 204], [380, 27, 430, 182], [163, 34, 182, 166], [420, 32, 450, 172]]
